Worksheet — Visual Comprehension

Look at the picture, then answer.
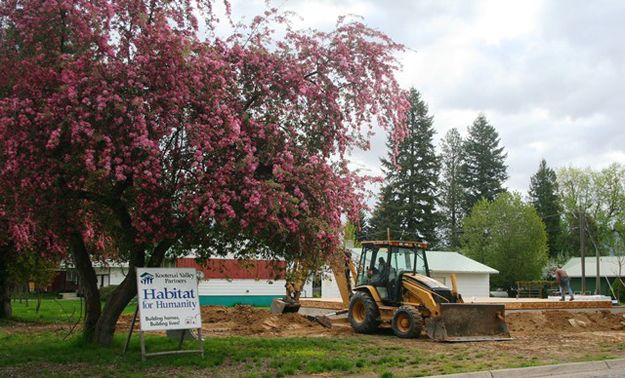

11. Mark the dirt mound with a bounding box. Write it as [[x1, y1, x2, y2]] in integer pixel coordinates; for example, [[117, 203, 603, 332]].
[[200, 305, 352, 337], [117, 313, 139, 331], [116, 305, 343, 337], [507, 310, 625, 335]]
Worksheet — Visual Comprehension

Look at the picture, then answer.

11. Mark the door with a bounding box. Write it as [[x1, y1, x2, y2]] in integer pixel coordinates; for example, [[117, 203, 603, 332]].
[[387, 247, 411, 302], [357, 245, 391, 299]]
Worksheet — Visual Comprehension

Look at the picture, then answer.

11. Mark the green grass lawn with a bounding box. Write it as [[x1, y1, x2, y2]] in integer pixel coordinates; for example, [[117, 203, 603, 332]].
[[0, 329, 540, 378], [2, 327, 623, 378], [5, 298, 136, 324]]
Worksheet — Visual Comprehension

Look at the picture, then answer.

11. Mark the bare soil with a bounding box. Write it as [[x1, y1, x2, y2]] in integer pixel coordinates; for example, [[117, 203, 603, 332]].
[[117, 305, 625, 339], [117, 305, 353, 336], [0, 321, 73, 335], [507, 310, 625, 334]]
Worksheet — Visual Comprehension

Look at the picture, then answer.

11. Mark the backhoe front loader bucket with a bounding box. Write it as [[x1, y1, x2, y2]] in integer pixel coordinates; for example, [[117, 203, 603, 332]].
[[425, 303, 511, 342]]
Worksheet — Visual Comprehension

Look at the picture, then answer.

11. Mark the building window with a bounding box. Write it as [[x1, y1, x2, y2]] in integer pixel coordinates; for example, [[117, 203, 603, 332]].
[[97, 274, 110, 288], [312, 274, 322, 298], [66, 269, 78, 284]]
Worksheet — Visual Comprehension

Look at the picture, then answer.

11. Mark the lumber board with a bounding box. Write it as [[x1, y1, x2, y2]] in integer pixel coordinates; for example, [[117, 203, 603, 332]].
[[300, 298, 345, 310], [500, 300, 612, 310], [299, 297, 612, 311]]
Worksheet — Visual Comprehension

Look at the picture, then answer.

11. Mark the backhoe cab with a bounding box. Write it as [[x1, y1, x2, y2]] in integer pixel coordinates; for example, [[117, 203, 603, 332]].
[[350, 241, 510, 341]]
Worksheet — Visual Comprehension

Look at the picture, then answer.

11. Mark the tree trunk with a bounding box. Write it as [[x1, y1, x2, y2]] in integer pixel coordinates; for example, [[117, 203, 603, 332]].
[[0, 243, 12, 319], [69, 231, 101, 341], [93, 238, 174, 346], [93, 267, 139, 345]]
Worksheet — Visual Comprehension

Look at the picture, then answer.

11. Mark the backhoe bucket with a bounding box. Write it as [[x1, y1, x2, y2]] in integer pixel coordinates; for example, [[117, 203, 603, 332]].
[[426, 303, 511, 342], [271, 298, 301, 314]]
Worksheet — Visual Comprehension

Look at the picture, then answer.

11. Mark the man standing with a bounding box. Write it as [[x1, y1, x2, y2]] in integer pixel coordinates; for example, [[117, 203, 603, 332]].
[[555, 267, 575, 301]]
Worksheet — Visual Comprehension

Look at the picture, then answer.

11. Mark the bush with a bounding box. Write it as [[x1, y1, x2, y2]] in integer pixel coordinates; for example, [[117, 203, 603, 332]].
[[99, 285, 118, 303], [611, 278, 625, 303]]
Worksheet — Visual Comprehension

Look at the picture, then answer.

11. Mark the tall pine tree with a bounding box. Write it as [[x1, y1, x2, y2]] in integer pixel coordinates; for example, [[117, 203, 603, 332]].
[[355, 209, 371, 242], [369, 89, 440, 244], [460, 114, 508, 213], [438, 128, 465, 249], [528, 159, 562, 258]]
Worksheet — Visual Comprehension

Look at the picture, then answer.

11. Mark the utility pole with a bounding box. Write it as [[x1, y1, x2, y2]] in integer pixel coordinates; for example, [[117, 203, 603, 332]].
[[579, 209, 586, 294], [596, 243, 601, 295]]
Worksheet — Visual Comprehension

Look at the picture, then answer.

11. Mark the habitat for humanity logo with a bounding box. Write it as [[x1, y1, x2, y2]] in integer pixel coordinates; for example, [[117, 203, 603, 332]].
[[140, 272, 154, 285]]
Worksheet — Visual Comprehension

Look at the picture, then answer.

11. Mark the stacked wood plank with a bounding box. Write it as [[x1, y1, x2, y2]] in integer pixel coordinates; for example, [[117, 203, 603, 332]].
[[299, 297, 613, 311]]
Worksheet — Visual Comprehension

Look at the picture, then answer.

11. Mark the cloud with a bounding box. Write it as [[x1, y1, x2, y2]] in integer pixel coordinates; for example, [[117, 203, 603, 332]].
[[222, 0, 625, 200]]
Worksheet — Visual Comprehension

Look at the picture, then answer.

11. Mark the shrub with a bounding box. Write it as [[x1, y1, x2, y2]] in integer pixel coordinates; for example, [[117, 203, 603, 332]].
[[99, 285, 118, 303]]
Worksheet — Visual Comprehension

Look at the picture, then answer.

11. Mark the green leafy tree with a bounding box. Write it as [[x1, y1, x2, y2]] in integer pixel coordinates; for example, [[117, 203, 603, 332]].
[[438, 128, 465, 249], [461, 192, 548, 289], [460, 114, 508, 213], [528, 159, 562, 258], [369, 89, 440, 243], [343, 220, 363, 248], [557, 167, 593, 259], [0, 223, 57, 319], [558, 164, 625, 257]]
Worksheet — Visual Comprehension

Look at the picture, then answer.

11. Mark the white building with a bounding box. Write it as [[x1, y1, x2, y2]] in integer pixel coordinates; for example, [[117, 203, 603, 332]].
[[54, 250, 497, 302], [176, 255, 288, 306], [426, 251, 498, 298], [308, 249, 498, 299], [52, 260, 129, 292]]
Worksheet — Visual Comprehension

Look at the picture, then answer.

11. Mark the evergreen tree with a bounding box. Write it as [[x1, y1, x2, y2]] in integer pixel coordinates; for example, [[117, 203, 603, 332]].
[[438, 128, 465, 249], [528, 159, 562, 258], [355, 209, 371, 242], [369, 88, 440, 244], [460, 114, 508, 213]]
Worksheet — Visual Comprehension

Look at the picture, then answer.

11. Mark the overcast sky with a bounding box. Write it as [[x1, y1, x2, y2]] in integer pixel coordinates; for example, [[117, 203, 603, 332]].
[[226, 0, 625, 200]]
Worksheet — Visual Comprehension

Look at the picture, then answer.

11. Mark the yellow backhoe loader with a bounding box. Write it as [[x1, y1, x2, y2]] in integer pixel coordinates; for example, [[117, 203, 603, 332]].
[[272, 240, 510, 342]]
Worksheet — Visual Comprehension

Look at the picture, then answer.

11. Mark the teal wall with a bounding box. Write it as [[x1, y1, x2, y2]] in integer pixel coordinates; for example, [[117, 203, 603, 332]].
[[569, 277, 619, 297], [199, 295, 280, 307]]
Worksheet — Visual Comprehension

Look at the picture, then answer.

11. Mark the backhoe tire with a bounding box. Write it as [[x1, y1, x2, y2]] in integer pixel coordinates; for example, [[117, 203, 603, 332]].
[[391, 306, 423, 338], [348, 291, 380, 333]]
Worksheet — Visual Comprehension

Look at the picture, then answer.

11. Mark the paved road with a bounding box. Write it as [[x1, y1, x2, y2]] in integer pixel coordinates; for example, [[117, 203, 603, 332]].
[[427, 358, 625, 378]]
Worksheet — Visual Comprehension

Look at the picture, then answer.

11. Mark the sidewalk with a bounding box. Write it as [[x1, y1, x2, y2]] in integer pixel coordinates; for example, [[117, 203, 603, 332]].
[[427, 358, 625, 378]]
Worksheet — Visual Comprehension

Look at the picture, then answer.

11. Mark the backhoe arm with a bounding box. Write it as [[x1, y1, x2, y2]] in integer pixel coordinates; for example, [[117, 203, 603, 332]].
[[327, 249, 357, 307], [273, 249, 356, 314]]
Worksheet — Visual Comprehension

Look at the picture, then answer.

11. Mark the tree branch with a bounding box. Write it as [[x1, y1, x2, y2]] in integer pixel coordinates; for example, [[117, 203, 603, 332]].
[[148, 238, 177, 267], [244, 92, 261, 111]]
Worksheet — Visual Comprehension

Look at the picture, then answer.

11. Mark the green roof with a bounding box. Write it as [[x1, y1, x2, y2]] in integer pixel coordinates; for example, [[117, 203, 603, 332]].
[[562, 256, 625, 278], [348, 248, 498, 274], [426, 251, 499, 274]]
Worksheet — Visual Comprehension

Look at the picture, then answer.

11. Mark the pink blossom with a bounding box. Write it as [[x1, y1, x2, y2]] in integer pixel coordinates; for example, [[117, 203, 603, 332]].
[[0, 0, 407, 272]]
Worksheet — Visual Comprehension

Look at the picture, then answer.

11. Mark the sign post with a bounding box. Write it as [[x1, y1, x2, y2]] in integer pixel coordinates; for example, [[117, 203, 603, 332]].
[[126, 267, 203, 361]]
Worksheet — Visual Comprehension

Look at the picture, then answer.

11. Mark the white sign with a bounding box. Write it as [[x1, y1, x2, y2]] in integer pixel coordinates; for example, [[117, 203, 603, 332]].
[[136, 268, 202, 331]]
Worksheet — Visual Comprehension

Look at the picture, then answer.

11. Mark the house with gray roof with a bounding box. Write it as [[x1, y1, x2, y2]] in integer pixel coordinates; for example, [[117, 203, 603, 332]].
[[562, 256, 625, 297]]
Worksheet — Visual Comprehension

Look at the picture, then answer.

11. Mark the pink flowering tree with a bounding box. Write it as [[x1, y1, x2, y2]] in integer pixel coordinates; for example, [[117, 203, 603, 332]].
[[0, 0, 408, 345]]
